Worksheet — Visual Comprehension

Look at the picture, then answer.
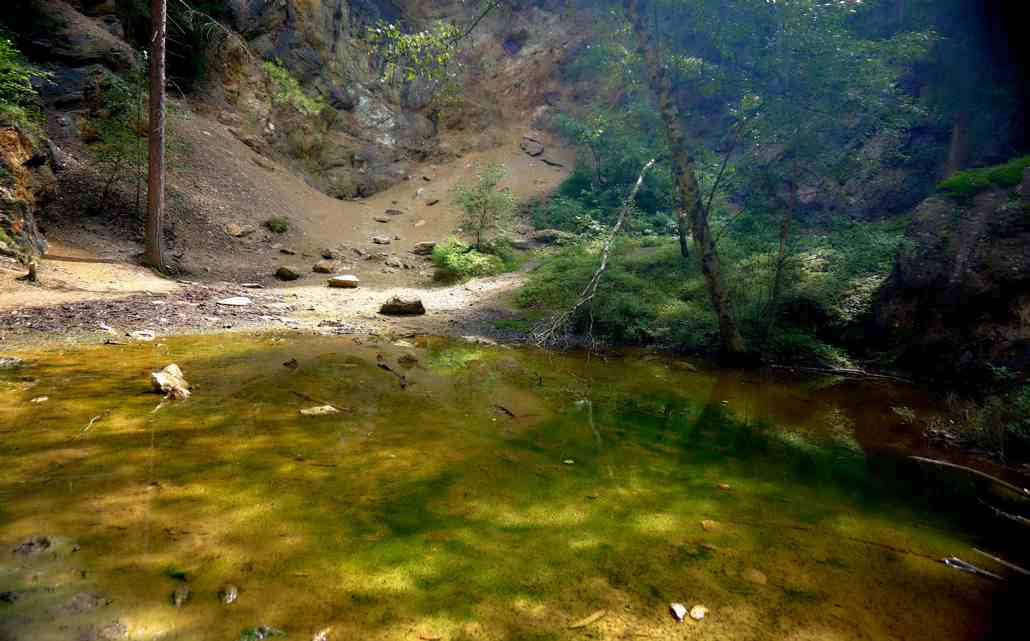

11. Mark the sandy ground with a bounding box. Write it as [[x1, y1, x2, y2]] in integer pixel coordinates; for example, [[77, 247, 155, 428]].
[[0, 112, 573, 348]]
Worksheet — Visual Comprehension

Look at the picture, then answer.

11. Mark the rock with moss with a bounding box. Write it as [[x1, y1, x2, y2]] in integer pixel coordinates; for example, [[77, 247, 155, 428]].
[[874, 163, 1030, 381]]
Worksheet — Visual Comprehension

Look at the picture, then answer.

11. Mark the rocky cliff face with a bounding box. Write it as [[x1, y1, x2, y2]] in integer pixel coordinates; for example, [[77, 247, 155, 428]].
[[9, 0, 576, 202], [0, 125, 54, 268], [874, 168, 1030, 380]]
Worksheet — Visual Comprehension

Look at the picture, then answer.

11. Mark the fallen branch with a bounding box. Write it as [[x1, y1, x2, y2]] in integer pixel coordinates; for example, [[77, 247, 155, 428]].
[[910, 456, 1030, 499], [973, 547, 1030, 577], [377, 362, 408, 389], [978, 499, 1030, 528], [769, 364, 912, 384], [535, 158, 656, 346]]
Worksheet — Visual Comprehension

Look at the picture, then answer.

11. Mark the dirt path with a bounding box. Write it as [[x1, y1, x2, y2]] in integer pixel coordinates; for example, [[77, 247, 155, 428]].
[[1, 120, 570, 347]]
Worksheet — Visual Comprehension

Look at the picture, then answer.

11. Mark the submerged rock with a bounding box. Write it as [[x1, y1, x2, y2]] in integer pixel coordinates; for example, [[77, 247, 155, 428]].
[[79, 621, 128, 641], [299, 405, 339, 416], [128, 329, 156, 341], [171, 584, 190, 608], [371, 235, 392, 245], [238, 625, 285, 641], [689, 605, 708, 621], [12, 536, 51, 556], [151, 364, 190, 400], [67, 592, 108, 613], [312, 260, 336, 274], [220, 584, 239, 605], [0, 356, 25, 370], [379, 296, 425, 316]]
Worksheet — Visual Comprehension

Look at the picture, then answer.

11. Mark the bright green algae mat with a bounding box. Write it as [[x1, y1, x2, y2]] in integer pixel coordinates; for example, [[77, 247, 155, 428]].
[[0, 335, 998, 640]]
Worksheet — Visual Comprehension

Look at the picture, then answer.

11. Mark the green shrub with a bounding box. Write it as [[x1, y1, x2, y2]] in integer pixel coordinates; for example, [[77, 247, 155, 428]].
[[263, 59, 326, 116], [264, 216, 289, 233], [453, 164, 515, 250], [432, 237, 504, 281], [938, 155, 1030, 199], [0, 36, 49, 126], [1008, 385, 1030, 446]]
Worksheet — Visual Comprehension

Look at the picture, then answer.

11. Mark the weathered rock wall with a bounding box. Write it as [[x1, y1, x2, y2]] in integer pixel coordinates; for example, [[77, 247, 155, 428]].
[[874, 168, 1030, 380]]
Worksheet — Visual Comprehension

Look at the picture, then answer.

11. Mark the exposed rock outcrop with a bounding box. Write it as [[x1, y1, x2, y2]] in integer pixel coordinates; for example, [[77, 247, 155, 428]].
[[0, 126, 55, 272], [874, 167, 1030, 380]]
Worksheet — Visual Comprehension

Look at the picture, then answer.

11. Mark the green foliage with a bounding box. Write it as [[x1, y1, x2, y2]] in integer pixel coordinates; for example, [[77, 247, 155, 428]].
[[528, 196, 605, 234], [521, 214, 906, 362], [264, 216, 289, 234], [118, 0, 232, 90], [938, 156, 1030, 199], [0, 37, 49, 126], [367, 20, 461, 83], [431, 237, 504, 281], [453, 163, 515, 249], [1008, 385, 1030, 447], [262, 59, 326, 116]]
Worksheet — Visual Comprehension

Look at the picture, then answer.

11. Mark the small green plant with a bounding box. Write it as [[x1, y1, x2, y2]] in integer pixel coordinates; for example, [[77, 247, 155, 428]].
[[453, 163, 515, 250], [264, 216, 289, 234], [0, 36, 50, 126], [431, 237, 504, 281], [262, 59, 326, 116], [938, 155, 1030, 199]]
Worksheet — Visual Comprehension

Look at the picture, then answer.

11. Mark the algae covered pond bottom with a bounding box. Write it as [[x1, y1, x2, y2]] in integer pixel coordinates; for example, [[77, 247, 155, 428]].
[[0, 335, 1006, 640]]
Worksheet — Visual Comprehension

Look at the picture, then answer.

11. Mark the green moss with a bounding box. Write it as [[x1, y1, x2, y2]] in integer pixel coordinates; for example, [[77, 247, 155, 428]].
[[938, 155, 1030, 199]]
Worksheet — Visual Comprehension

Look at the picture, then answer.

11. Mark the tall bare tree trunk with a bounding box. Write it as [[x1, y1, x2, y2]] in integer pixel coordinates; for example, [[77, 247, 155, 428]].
[[145, 0, 167, 269], [624, 0, 745, 357]]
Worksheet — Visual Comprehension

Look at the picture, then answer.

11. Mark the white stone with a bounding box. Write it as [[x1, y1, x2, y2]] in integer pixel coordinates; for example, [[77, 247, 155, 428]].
[[669, 603, 687, 623], [300, 405, 339, 416], [328, 275, 360, 288], [217, 296, 253, 306]]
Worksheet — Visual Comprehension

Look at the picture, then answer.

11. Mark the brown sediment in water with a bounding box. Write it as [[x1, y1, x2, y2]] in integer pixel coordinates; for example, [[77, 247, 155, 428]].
[[0, 334, 1003, 640]]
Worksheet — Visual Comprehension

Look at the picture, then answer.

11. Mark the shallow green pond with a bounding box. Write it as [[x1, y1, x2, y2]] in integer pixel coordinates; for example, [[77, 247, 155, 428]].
[[0, 334, 1008, 640]]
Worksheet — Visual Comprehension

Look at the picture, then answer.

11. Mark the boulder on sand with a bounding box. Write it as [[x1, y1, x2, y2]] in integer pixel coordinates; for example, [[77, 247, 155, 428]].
[[411, 241, 436, 255], [275, 266, 301, 281], [327, 275, 360, 288], [379, 296, 425, 316]]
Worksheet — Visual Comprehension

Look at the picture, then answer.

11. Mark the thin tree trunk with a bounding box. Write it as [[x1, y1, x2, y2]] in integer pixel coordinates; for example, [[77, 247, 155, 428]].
[[771, 140, 798, 310], [624, 0, 745, 356], [145, 0, 167, 269], [676, 208, 690, 258]]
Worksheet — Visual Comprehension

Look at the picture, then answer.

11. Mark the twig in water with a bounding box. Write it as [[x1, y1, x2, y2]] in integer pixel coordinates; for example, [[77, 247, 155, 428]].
[[376, 357, 409, 389], [77, 414, 103, 437], [910, 456, 1030, 498], [978, 499, 1030, 528], [972, 548, 1030, 577]]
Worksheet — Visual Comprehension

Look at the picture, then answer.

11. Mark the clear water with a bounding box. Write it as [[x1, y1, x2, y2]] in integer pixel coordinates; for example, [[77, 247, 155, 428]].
[[0, 334, 1003, 640]]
